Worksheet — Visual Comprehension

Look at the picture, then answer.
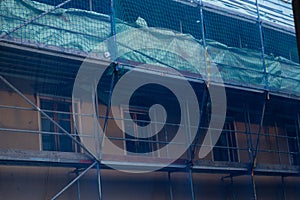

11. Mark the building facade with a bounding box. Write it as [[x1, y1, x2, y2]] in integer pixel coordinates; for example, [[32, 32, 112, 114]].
[[1, 0, 300, 199]]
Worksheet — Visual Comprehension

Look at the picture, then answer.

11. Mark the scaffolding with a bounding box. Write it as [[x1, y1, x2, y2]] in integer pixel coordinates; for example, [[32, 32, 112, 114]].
[[1, 0, 300, 199]]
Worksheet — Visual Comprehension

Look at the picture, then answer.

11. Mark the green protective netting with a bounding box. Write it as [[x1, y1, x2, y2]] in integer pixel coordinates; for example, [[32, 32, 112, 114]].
[[1, 0, 113, 52], [1, 0, 300, 95]]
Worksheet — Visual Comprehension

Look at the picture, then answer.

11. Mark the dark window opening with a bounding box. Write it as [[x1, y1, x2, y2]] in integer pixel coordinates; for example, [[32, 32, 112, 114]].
[[286, 125, 300, 166], [40, 96, 78, 152], [123, 106, 158, 155], [213, 121, 239, 162]]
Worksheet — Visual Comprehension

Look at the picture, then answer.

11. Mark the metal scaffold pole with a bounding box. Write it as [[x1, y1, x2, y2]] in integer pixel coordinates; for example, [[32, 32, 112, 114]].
[[198, 0, 209, 84], [109, 0, 117, 59], [0, 75, 98, 161], [97, 162, 103, 200], [249, 94, 267, 200], [250, 169, 257, 200], [244, 105, 253, 163], [255, 0, 269, 91], [0, 75, 101, 199], [188, 167, 195, 200], [186, 83, 207, 200], [183, 97, 195, 200], [292, 0, 300, 61], [221, 175, 236, 200], [296, 113, 300, 166], [190, 87, 207, 162], [281, 176, 287, 200], [51, 161, 97, 200], [93, 85, 103, 200], [230, 176, 236, 200], [245, 106, 256, 199], [76, 170, 81, 200], [168, 172, 173, 200]]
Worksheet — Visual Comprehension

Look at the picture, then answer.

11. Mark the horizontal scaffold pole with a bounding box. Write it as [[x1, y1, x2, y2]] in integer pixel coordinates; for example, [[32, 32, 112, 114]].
[[0, 75, 98, 161]]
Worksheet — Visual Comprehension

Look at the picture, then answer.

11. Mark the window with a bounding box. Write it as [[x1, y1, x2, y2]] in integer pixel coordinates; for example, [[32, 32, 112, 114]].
[[286, 126, 300, 165], [39, 95, 78, 152], [122, 106, 158, 156], [213, 121, 239, 162]]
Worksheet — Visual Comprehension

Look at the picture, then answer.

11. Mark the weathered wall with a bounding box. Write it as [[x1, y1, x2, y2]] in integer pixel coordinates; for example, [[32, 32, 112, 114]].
[[0, 90, 294, 164], [0, 90, 299, 200], [1, 166, 300, 200], [0, 91, 39, 150]]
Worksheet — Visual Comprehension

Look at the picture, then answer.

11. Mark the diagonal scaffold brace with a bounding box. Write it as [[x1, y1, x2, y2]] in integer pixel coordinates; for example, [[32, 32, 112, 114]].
[[0, 75, 98, 161]]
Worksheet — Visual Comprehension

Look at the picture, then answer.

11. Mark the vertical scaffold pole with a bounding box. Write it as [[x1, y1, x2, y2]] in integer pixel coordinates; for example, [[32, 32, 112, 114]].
[[248, 114, 256, 200], [230, 176, 236, 200], [250, 170, 257, 200], [190, 87, 207, 162], [281, 176, 287, 200], [244, 105, 253, 162], [76, 170, 81, 200], [292, 0, 300, 61], [89, 0, 93, 11], [102, 64, 117, 140], [94, 79, 103, 200], [0, 72, 99, 200], [198, 0, 209, 84], [97, 162, 103, 200], [184, 100, 195, 200], [250, 94, 267, 200], [99, 2, 119, 199], [255, 0, 268, 91], [51, 162, 97, 200], [274, 122, 282, 165], [188, 168, 195, 200], [110, 0, 118, 59], [0, 75, 98, 160], [181, 97, 196, 200], [168, 172, 173, 200], [296, 113, 300, 166], [99, 64, 117, 200]]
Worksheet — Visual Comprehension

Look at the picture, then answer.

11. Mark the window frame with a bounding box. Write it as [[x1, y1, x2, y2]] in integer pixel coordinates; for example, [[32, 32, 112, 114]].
[[212, 119, 239, 162], [121, 105, 159, 157], [285, 124, 300, 166], [38, 94, 79, 152]]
